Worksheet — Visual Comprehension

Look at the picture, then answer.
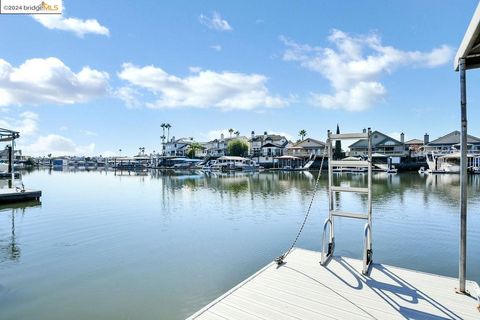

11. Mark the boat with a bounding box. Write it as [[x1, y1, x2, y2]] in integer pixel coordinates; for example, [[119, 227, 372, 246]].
[[0, 160, 8, 173], [386, 167, 398, 174], [426, 151, 479, 173], [418, 166, 427, 174], [206, 156, 259, 172]]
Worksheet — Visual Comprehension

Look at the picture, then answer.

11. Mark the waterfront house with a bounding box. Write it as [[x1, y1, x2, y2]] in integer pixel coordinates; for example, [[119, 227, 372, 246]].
[[249, 131, 288, 157], [203, 134, 249, 158], [285, 138, 326, 159], [404, 137, 426, 157], [348, 130, 406, 157], [249, 131, 288, 167], [423, 130, 480, 153], [164, 137, 193, 157]]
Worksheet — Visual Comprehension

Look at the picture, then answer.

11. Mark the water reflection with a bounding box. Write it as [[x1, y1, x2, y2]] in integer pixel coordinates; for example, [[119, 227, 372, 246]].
[[145, 170, 480, 210], [0, 201, 41, 263]]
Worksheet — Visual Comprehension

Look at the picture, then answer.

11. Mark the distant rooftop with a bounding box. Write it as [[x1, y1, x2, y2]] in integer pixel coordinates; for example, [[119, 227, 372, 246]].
[[405, 139, 424, 145], [428, 130, 480, 145]]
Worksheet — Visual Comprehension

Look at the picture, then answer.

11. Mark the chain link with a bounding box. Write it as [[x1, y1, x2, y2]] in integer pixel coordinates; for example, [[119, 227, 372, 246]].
[[275, 143, 328, 265]]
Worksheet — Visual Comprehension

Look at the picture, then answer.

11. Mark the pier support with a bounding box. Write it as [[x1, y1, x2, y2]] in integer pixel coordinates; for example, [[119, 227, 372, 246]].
[[459, 57, 467, 293]]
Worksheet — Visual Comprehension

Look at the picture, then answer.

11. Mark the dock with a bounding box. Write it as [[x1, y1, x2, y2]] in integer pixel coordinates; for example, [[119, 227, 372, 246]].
[[0, 188, 42, 204], [188, 248, 479, 320]]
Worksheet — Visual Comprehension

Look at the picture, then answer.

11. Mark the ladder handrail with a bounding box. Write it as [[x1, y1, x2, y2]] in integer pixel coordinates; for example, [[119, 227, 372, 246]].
[[321, 128, 374, 275]]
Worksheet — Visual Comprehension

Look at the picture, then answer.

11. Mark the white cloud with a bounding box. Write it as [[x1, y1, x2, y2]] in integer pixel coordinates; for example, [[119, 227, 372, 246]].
[[281, 30, 453, 111], [0, 111, 39, 136], [199, 12, 232, 31], [33, 14, 109, 37], [24, 134, 95, 156], [0, 57, 109, 107], [117, 63, 288, 111], [211, 44, 222, 52], [115, 86, 141, 108], [59, 126, 68, 131]]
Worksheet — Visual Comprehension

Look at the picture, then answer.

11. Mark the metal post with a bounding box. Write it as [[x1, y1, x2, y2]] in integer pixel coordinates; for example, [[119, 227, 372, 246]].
[[11, 139, 15, 184], [459, 58, 467, 293]]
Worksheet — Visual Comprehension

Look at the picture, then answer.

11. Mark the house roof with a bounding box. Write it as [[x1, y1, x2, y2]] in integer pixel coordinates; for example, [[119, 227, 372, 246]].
[[261, 142, 285, 148], [250, 134, 286, 142], [349, 131, 402, 148], [290, 138, 326, 148], [405, 139, 424, 145], [428, 130, 480, 145], [454, 2, 480, 71]]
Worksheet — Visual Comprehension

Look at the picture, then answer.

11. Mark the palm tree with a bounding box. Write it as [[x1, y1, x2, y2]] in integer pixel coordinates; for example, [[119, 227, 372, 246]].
[[299, 129, 307, 141], [228, 128, 234, 138], [188, 142, 202, 159], [161, 123, 166, 137], [234, 130, 240, 137], [118, 149, 122, 157], [165, 123, 172, 141]]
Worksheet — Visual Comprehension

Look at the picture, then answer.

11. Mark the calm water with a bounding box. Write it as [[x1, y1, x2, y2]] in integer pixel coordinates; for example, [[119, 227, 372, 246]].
[[0, 169, 479, 320]]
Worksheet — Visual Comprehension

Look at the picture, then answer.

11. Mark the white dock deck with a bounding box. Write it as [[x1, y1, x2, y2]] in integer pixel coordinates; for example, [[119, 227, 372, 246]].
[[0, 188, 42, 203], [188, 248, 479, 320]]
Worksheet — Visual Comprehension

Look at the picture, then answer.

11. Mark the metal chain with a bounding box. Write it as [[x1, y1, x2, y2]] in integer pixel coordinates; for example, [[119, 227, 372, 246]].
[[275, 143, 328, 265]]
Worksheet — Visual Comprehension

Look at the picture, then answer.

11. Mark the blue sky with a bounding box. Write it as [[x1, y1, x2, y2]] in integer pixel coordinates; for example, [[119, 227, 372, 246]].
[[0, 0, 479, 156]]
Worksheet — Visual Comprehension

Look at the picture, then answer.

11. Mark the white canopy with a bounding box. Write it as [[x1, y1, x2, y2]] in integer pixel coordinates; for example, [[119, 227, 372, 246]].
[[454, 2, 480, 70]]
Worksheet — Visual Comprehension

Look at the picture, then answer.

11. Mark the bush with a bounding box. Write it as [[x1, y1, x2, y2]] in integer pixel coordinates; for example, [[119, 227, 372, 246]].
[[227, 139, 249, 157]]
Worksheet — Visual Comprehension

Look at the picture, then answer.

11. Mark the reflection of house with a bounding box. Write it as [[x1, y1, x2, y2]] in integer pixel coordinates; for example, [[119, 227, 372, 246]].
[[349, 131, 406, 157], [202, 134, 249, 158], [285, 138, 326, 158], [423, 131, 480, 153]]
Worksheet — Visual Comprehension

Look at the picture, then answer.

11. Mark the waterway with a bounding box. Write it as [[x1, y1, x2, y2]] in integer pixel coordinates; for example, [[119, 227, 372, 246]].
[[0, 169, 478, 319]]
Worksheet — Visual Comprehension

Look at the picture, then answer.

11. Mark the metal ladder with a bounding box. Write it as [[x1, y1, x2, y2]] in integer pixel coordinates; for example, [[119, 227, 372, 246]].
[[320, 128, 373, 275]]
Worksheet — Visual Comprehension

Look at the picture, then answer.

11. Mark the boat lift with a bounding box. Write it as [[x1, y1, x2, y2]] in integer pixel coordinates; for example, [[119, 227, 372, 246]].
[[0, 128, 20, 186], [321, 128, 373, 275]]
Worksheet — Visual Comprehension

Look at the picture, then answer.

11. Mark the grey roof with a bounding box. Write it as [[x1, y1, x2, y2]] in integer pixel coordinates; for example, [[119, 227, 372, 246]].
[[428, 130, 480, 145], [291, 138, 326, 148], [250, 134, 285, 142], [349, 131, 402, 148], [405, 139, 424, 145]]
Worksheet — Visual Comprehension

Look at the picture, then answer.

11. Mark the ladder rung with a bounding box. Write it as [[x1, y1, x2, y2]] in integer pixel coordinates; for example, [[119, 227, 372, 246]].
[[331, 210, 369, 220], [330, 133, 368, 140], [330, 160, 369, 167], [331, 186, 369, 193]]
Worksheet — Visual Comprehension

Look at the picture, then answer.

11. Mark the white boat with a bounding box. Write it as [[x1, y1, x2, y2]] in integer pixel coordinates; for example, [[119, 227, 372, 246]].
[[0, 161, 8, 173], [207, 156, 259, 172], [418, 166, 426, 174], [426, 151, 478, 173]]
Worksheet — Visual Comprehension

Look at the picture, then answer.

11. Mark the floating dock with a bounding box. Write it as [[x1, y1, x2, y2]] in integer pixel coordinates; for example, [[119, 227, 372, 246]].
[[188, 248, 479, 320], [0, 188, 42, 204]]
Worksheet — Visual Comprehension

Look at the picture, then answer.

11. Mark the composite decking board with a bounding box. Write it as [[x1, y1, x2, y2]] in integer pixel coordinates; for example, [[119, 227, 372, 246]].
[[188, 248, 479, 320], [0, 188, 41, 203], [242, 285, 373, 320], [203, 311, 228, 320]]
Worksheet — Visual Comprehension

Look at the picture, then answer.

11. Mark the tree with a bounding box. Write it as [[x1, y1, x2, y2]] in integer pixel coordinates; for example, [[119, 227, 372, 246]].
[[299, 129, 307, 140], [187, 142, 202, 159], [334, 124, 342, 160], [228, 128, 234, 138], [165, 123, 172, 141], [234, 130, 240, 137], [227, 139, 249, 156]]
